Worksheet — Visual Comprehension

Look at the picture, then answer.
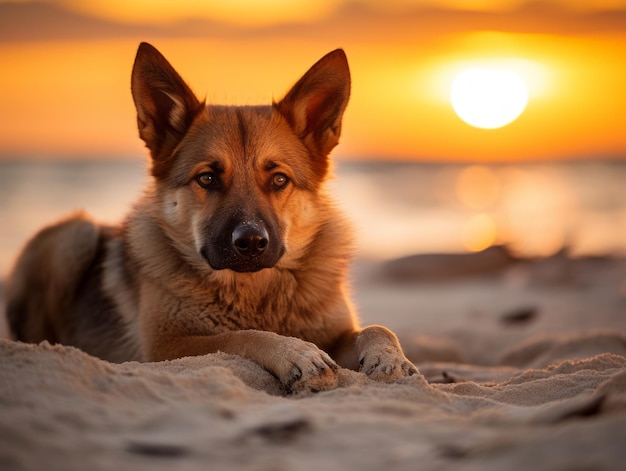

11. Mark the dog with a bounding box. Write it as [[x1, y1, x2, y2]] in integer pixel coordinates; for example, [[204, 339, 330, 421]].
[[4, 43, 417, 393]]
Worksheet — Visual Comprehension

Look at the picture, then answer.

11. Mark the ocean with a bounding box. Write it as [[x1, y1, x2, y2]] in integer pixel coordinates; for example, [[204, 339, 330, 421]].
[[1, 158, 625, 277]]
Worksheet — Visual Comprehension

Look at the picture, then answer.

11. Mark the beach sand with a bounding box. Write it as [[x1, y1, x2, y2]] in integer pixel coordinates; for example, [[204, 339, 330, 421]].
[[1, 250, 626, 470]]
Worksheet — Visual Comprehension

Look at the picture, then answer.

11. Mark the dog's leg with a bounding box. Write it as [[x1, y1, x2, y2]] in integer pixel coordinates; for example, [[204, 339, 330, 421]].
[[148, 330, 339, 394], [332, 326, 418, 381]]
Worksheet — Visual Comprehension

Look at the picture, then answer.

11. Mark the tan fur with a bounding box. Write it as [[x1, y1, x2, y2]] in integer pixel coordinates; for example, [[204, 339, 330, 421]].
[[4, 43, 417, 393]]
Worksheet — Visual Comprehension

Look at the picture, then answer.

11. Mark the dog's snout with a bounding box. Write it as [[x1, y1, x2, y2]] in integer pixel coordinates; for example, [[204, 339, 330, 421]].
[[202, 214, 283, 272], [231, 225, 269, 258]]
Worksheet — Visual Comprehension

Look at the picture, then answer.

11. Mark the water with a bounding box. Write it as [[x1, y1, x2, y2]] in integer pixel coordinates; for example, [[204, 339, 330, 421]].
[[333, 159, 626, 260], [1, 158, 625, 277]]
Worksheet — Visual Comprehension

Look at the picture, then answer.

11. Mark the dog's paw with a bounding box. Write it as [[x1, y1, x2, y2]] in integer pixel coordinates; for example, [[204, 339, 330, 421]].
[[359, 347, 419, 382], [276, 339, 339, 395], [356, 325, 419, 382]]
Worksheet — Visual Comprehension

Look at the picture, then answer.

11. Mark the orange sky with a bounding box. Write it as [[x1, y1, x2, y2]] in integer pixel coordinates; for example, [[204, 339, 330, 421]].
[[0, 0, 625, 162]]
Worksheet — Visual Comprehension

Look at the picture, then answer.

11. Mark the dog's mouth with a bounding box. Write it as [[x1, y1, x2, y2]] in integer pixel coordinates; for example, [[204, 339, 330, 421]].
[[200, 221, 285, 273], [201, 246, 285, 273]]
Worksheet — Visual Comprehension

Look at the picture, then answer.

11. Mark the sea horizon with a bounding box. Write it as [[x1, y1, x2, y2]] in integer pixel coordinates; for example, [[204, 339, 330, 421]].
[[1, 157, 625, 278]]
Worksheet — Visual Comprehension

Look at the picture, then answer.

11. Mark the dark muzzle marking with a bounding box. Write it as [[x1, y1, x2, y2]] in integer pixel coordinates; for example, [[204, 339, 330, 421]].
[[202, 212, 284, 273]]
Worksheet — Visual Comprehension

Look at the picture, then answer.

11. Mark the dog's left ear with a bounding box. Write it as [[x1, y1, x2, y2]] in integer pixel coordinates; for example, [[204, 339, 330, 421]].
[[275, 49, 351, 171], [131, 42, 204, 174]]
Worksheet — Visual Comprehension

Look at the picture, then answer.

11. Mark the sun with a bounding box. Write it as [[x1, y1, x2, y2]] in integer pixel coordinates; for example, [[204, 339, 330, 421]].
[[450, 67, 528, 129]]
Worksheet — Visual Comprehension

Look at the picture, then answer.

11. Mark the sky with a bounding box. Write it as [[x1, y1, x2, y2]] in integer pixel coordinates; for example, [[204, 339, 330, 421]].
[[0, 0, 625, 162]]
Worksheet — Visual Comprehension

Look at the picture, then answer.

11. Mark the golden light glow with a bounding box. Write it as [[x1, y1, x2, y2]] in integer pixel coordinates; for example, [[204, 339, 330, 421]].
[[450, 67, 528, 129], [451, 164, 581, 256], [66, 0, 337, 26], [498, 167, 575, 256], [462, 213, 498, 252], [455, 165, 501, 210]]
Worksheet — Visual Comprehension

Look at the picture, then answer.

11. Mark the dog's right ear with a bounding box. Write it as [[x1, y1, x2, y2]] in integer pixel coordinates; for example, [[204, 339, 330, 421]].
[[131, 42, 204, 173]]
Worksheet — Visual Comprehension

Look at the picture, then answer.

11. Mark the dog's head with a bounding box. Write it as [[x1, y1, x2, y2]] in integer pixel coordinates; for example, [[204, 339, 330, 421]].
[[130, 43, 350, 273]]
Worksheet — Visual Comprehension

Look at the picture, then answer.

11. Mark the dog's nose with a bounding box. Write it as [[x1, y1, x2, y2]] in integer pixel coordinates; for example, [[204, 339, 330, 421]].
[[231, 225, 269, 258]]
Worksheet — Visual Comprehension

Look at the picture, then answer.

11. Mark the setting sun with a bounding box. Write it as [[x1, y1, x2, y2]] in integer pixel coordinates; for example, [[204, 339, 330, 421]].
[[450, 67, 529, 129]]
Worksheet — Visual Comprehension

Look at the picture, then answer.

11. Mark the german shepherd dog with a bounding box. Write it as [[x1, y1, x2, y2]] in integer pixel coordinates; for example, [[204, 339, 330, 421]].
[[4, 43, 417, 393]]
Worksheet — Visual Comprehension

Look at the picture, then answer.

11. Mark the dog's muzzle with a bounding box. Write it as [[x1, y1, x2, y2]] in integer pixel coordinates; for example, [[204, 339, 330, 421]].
[[201, 218, 284, 273]]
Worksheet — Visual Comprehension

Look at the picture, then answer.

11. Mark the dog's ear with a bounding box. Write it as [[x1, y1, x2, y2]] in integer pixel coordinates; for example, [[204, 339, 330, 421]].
[[131, 42, 204, 173], [275, 49, 350, 174]]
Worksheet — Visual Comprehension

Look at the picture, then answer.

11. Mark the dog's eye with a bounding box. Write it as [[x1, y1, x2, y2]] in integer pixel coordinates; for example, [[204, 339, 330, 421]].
[[271, 173, 289, 190], [195, 172, 218, 189]]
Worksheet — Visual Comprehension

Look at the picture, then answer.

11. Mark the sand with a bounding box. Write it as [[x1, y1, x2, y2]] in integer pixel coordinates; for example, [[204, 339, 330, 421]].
[[1, 252, 626, 470]]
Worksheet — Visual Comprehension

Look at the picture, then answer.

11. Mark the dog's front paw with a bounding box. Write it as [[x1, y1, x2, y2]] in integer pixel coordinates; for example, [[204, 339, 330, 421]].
[[359, 347, 418, 382], [356, 325, 419, 382], [275, 338, 339, 394]]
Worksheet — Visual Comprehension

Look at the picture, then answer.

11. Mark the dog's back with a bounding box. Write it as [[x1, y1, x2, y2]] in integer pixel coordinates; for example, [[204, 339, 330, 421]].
[[5, 214, 136, 362]]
